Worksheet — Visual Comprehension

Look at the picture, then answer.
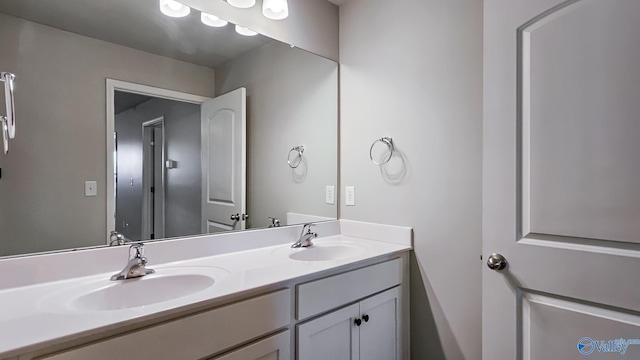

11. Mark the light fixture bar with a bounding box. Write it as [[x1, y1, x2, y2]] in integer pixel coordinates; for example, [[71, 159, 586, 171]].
[[201, 12, 228, 27], [235, 25, 258, 36], [159, 0, 191, 18], [262, 0, 289, 20], [227, 0, 256, 9]]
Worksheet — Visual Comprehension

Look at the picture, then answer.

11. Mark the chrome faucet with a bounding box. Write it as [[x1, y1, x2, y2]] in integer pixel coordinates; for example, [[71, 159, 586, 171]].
[[109, 231, 127, 246], [111, 243, 155, 281], [268, 217, 281, 228], [292, 223, 317, 248]]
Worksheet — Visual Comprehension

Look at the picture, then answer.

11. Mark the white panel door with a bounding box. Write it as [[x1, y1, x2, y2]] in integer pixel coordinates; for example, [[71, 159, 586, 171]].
[[359, 287, 400, 360], [484, 1, 640, 359], [297, 303, 360, 360], [201, 88, 246, 233]]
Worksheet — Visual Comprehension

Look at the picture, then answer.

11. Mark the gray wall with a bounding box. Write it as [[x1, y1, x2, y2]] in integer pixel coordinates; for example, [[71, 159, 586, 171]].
[[339, 0, 483, 359], [115, 97, 202, 241], [216, 41, 338, 229], [0, 14, 215, 256]]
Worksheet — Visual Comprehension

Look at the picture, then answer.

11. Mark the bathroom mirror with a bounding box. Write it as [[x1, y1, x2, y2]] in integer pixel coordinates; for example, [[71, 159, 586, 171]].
[[0, 0, 338, 257]]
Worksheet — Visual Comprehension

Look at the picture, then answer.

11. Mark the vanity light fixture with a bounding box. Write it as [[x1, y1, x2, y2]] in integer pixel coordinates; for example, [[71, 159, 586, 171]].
[[227, 0, 256, 9], [235, 25, 258, 36], [201, 12, 228, 27], [262, 0, 289, 20], [159, 0, 191, 18]]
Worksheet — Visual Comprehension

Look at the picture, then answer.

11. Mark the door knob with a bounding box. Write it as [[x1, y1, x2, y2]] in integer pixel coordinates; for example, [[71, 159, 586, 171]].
[[230, 214, 240, 221], [487, 253, 508, 271]]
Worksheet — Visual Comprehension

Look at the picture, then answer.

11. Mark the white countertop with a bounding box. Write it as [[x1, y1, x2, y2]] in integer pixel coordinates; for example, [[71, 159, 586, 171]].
[[0, 220, 412, 358]]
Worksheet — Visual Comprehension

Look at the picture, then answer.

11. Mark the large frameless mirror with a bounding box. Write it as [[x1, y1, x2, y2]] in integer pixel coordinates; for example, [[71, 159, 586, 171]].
[[0, 0, 338, 257]]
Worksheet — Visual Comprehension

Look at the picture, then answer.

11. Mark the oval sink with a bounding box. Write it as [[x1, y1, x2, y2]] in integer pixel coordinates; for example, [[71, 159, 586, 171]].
[[40, 267, 229, 313], [72, 273, 214, 311], [273, 241, 368, 262]]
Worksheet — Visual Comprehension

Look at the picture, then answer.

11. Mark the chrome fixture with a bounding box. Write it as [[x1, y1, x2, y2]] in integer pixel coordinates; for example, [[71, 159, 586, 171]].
[[288, 145, 304, 168], [230, 213, 249, 221], [268, 217, 281, 228], [109, 231, 127, 246], [486, 253, 508, 271], [369, 137, 394, 166], [111, 243, 155, 281], [292, 223, 317, 248], [1, 72, 16, 155]]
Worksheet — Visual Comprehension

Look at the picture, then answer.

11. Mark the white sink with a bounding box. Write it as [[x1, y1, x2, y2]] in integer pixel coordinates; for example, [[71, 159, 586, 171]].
[[273, 241, 368, 262], [40, 267, 229, 313]]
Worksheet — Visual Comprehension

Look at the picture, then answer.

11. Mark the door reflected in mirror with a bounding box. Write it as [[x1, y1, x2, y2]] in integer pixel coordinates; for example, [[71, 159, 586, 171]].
[[0, 0, 338, 257]]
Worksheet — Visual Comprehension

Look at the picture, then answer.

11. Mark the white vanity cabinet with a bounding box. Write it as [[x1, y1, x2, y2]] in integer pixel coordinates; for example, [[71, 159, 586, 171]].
[[296, 258, 405, 360], [297, 287, 401, 360], [24, 290, 291, 360], [9, 254, 409, 360], [209, 331, 290, 360]]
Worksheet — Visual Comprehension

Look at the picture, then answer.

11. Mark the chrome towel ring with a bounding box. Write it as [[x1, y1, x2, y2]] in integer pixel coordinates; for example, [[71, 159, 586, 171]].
[[288, 145, 305, 168], [0, 72, 16, 155], [369, 137, 394, 165]]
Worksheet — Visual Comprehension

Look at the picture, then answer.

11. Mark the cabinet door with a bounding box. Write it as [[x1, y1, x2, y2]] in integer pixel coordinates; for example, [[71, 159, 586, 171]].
[[210, 331, 290, 360], [358, 287, 401, 360], [297, 303, 359, 360]]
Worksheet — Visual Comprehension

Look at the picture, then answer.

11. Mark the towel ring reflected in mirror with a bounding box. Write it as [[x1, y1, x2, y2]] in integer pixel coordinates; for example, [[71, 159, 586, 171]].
[[369, 137, 394, 165], [288, 145, 305, 168]]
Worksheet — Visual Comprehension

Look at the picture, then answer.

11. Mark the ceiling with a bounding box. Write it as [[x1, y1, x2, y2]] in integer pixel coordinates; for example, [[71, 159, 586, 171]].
[[114, 92, 153, 115], [0, 0, 272, 68]]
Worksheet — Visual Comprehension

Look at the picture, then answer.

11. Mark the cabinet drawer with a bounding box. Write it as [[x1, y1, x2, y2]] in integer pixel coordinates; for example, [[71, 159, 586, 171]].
[[37, 289, 291, 360], [297, 258, 401, 320], [209, 330, 290, 360]]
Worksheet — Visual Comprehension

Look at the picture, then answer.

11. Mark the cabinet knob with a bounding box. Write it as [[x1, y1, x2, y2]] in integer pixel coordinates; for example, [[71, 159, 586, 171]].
[[354, 318, 362, 326], [230, 214, 240, 221], [362, 314, 369, 323]]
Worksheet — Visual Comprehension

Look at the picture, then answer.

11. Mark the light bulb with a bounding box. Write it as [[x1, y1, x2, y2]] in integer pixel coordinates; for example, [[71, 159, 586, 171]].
[[167, 1, 182, 11], [235, 25, 258, 36], [201, 12, 228, 27], [159, 0, 191, 18], [227, 0, 256, 9], [262, 0, 289, 20]]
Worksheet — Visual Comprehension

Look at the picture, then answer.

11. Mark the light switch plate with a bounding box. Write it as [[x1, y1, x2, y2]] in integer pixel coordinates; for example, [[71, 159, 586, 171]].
[[85, 181, 97, 197], [345, 186, 355, 206], [325, 185, 335, 205]]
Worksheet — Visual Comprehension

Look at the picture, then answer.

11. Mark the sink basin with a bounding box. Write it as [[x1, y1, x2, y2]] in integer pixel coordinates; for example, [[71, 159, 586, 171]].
[[40, 267, 229, 313], [273, 241, 368, 262]]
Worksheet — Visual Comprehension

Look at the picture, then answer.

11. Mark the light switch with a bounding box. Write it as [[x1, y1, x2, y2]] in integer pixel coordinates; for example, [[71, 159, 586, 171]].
[[345, 186, 355, 206], [85, 181, 97, 197], [325, 185, 335, 205]]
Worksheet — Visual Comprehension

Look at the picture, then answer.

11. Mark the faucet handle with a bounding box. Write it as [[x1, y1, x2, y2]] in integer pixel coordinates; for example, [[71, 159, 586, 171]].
[[129, 243, 145, 260], [302, 223, 316, 233]]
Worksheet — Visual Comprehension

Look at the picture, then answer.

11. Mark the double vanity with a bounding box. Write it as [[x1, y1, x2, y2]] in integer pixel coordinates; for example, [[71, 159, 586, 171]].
[[0, 220, 412, 360]]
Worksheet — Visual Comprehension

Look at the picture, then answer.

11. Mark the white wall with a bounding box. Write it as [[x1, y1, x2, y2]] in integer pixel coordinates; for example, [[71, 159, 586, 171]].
[[339, 0, 483, 359], [115, 98, 202, 241], [0, 14, 215, 256], [215, 41, 338, 228]]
